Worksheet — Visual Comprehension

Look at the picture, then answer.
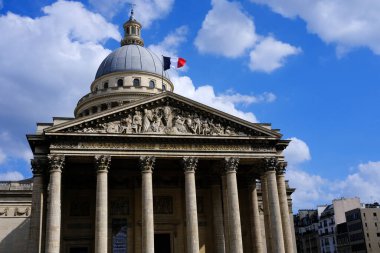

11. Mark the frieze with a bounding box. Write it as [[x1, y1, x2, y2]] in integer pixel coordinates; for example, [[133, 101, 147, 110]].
[[50, 142, 275, 152], [0, 206, 31, 217], [65, 101, 255, 137]]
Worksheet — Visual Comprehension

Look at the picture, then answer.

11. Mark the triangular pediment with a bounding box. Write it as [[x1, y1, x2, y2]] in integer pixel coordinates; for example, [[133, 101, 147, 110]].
[[45, 92, 281, 138]]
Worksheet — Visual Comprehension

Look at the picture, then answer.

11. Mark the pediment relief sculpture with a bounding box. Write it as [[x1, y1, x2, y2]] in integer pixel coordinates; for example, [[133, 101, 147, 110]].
[[64, 101, 262, 137]]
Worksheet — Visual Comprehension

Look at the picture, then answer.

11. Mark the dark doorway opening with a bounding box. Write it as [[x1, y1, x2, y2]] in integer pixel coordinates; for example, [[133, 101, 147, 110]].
[[69, 247, 88, 253], [154, 233, 171, 253]]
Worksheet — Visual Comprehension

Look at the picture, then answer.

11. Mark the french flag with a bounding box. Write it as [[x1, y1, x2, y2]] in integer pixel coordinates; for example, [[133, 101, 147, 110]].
[[163, 56, 186, 71]]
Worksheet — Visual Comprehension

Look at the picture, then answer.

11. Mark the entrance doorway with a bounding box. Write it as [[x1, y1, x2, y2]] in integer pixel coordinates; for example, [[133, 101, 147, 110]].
[[154, 233, 171, 253], [69, 247, 89, 253]]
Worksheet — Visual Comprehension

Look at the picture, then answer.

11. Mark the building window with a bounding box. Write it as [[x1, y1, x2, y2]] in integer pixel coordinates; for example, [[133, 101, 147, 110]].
[[149, 80, 155, 89], [133, 78, 140, 87], [374, 213, 377, 216], [117, 78, 124, 87], [92, 107, 97, 114], [132, 26, 136, 35], [103, 82, 109, 89], [162, 84, 166, 91], [377, 233, 380, 237]]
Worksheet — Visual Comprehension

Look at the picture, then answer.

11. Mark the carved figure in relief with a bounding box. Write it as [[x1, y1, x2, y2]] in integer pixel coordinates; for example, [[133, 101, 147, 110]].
[[173, 115, 187, 133], [14, 207, 29, 216], [106, 121, 120, 133], [202, 119, 210, 135], [0, 207, 8, 216], [121, 115, 133, 133], [193, 115, 202, 134], [163, 104, 173, 128], [152, 111, 163, 133], [132, 111, 142, 133], [142, 109, 153, 132]]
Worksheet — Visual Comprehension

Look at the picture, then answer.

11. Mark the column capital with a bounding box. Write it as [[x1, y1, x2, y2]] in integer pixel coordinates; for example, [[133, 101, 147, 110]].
[[95, 155, 111, 172], [47, 154, 65, 173], [139, 156, 155, 172], [276, 161, 287, 175], [264, 157, 278, 172], [182, 157, 198, 172], [31, 158, 44, 175], [224, 157, 239, 173]]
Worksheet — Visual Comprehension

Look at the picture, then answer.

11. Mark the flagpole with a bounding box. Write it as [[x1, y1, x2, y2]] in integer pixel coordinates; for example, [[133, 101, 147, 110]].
[[161, 55, 164, 91]]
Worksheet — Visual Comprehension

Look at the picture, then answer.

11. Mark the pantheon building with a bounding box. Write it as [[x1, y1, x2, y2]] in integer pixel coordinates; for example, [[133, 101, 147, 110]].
[[2, 10, 297, 253]]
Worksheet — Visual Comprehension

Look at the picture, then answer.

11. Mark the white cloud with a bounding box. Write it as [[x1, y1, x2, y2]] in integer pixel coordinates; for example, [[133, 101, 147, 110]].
[[89, 0, 174, 28], [0, 1, 120, 173], [195, 0, 300, 72], [284, 137, 311, 166], [284, 137, 380, 210], [148, 26, 278, 122], [251, 0, 380, 55], [194, 0, 257, 58], [171, 75, 258, 122], [0, 171, 24, 181], [249, 37, 301, 73], [148, 26, 188, 57]]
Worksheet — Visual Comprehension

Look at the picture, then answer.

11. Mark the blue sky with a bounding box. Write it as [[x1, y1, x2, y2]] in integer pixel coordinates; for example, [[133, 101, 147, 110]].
[[0, 0, 379, 211]]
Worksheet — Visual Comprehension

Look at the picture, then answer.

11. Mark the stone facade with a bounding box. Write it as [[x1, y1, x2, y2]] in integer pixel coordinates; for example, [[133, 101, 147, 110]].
[[0, 180, 32, 253]]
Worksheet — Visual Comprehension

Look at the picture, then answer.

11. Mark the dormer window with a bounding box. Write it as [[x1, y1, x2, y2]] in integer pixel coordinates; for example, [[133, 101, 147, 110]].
[[133, 78, 140, 87], [117, 79, 124, 87]]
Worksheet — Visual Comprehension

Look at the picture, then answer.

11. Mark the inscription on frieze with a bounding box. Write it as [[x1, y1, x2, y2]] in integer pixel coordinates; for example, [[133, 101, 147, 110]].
[[50, 142, 274, 152]]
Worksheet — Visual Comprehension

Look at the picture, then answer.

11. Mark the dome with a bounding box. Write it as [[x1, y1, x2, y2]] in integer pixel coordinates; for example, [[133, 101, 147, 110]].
[[95, 45, 169, 80]]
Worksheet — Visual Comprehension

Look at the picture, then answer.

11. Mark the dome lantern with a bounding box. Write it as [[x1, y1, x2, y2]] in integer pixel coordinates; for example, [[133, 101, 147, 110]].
[[121, 7, 144, 47]]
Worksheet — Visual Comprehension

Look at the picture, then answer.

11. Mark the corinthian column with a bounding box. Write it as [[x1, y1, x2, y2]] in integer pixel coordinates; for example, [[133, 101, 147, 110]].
[[277, 163, 295, 253], [140, 156, 155, 253], [45, 155, 64, 253], [28, 159, 45, 253], [265, 158, 285, 253], [224, 157, 243, 253], [249, 178, 264, 253], [211, 179, 226, 253], [95, 155, 111, 253], [183, 157, 200, 253], [260, 174, 272, 253]]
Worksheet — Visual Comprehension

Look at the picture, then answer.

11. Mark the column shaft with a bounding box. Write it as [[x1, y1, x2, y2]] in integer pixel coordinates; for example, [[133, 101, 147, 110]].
[[277, 173, 295, 253], [183, 157, 199, 253], [221, 175, 231, 253], [45, 155, 64, 253], [28, 159, 44, 253], [224, 158, 243, 253], [140, 156, 155, 253], [95, 155, 110, 253], [211, 184, 226, 253], [261, 175, 272, 253], [266, 169, 285, 253], [249, 180, 264, 253]]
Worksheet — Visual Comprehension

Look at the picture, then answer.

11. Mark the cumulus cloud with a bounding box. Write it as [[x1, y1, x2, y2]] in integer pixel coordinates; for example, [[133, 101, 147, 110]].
[[0, 1, 120, 175], [89, 0, 174, 28], [285, 137, 380, 210], [249, 37, 301, 73], [195, 0, 257, 58], [0, 171, 24, 181], [250, 0, 380, 55], [148, 26, 188, 58], [195, 0, 300, 72], [284, 137, 311, 166], [149, 26, 278, 122]]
